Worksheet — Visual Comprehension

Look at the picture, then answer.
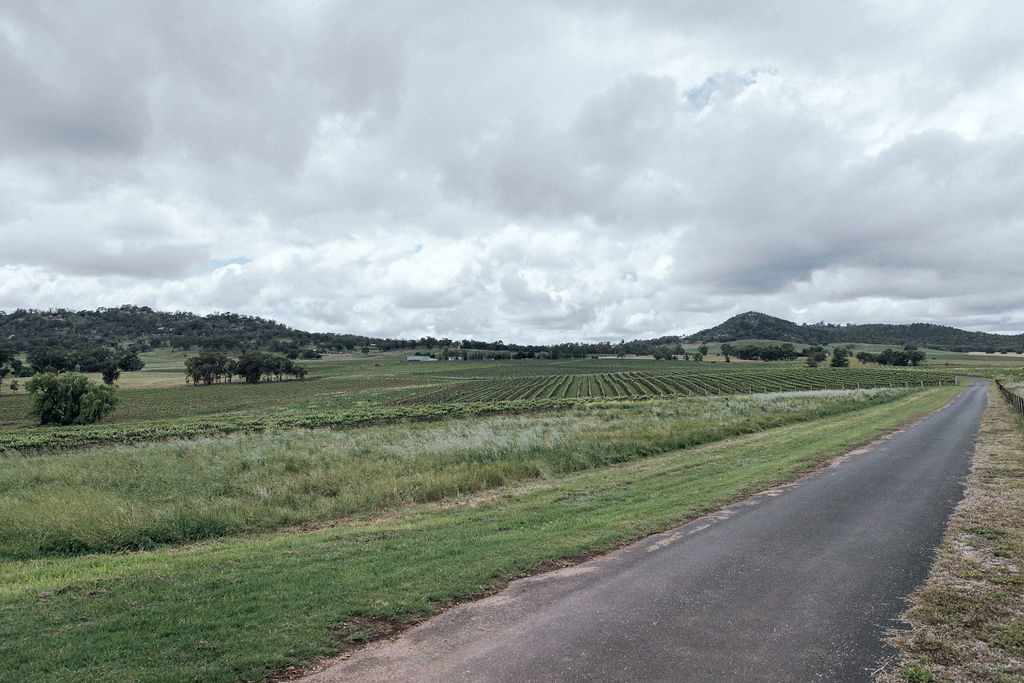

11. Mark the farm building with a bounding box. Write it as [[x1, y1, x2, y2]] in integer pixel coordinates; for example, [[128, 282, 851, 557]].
[[406, 355, 438, 362]]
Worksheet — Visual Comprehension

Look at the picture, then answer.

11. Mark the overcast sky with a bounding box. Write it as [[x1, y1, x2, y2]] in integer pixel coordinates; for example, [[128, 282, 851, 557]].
[[2, 1, 1023, 342]]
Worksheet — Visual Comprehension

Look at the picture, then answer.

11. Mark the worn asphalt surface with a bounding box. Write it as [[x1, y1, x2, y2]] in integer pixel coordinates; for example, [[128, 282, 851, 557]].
[[304, 383, 987, 682]]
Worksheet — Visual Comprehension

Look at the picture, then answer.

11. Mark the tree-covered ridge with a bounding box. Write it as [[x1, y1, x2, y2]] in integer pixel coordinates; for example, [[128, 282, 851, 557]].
[[688, 312, 821, 344], [0, 306, 672, 358], [688, 311, 1024, 352], [3, 305, 1023, 357], [0, 305, 415, 354]]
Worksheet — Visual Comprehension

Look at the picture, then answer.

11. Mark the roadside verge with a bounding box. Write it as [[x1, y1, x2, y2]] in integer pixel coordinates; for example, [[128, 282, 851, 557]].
[[879, 385, 1024, 682]]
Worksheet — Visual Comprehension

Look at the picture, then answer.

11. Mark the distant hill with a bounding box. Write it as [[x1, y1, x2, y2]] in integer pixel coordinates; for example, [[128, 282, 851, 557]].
[[4, 305, 1023, 357], [687, 312, 818, 344], [0, 306, 670, 358], [687, 311, 1024, 352], [0, 306, 416, 354]]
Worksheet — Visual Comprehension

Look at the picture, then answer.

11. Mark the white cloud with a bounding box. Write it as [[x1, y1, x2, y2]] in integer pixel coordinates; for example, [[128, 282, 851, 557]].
[[1, 0, 1022, 340]]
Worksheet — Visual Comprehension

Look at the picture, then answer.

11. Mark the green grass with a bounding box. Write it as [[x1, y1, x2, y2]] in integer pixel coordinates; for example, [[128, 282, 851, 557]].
[[0, 386, 959, 683], [0, 389, 914, 560]]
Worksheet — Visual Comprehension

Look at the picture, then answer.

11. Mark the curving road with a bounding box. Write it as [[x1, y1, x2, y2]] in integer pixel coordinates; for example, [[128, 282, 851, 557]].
[[305, 383, 986, 682]]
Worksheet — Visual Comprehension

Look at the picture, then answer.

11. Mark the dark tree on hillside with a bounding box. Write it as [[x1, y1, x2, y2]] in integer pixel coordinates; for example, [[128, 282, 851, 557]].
[[28, 348, 75, 374], [101, 364, 121, 385], [225, 358, 238, 383], [8, 358, 28, 377], [75, 347, 115, 373], [118, 350, 145, 371]]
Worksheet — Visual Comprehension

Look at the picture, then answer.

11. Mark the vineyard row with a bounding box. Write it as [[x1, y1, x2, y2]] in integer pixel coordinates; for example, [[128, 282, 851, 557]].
[[404, 368, 956, 404]]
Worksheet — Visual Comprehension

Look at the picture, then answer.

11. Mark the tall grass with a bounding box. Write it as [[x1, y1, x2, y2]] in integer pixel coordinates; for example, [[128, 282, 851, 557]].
[[0, 389, 909, 559]]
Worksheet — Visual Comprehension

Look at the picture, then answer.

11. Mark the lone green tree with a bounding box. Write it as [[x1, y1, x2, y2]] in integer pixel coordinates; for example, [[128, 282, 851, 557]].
[[26, 373, 118, 425]]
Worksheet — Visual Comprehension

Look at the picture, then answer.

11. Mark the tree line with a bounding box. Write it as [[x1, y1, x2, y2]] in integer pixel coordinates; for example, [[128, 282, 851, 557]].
[[855, 347, 927, 366], [719, 343, 802, 362], [184, 352, 307, 385], [25, 347, 145, 375]]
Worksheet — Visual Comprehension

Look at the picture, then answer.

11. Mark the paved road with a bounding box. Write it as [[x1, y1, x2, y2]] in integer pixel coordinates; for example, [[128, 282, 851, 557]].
[[305, 384, 987, 682]]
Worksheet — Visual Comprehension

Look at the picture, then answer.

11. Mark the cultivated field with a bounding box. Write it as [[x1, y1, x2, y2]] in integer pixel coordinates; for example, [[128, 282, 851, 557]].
[[0, 352, 956, 451], [401, 367, 954, 404]]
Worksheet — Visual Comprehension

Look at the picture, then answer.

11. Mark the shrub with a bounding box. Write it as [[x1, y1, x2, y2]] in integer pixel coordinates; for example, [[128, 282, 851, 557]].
[[26, 373, 118, 425], [901, 665, 934, 682]]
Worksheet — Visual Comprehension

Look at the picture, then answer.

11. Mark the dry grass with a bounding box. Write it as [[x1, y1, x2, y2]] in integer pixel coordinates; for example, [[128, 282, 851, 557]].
[[878, 386, 1024, 682], [0, 389, 909, 559]]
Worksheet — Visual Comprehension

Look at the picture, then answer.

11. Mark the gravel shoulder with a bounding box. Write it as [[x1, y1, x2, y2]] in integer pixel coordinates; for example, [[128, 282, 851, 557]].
[[878, 385, 1024, 682]]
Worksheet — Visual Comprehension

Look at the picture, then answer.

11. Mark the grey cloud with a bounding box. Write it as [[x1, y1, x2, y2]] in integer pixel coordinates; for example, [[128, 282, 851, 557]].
[[1, 1, 1023, 340], [5, 231, 208, 280], [685, 71, 760, 110], [0, 4, 151, 157]]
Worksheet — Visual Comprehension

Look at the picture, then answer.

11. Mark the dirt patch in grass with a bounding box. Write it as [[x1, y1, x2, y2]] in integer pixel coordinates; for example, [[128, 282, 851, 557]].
[[270, 616, 410, 681], [877, 386, 1024, 682]]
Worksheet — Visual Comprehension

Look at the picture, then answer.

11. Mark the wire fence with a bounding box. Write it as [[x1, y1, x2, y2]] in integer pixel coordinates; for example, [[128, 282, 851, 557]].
[[995, 380, 1024, 417]]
